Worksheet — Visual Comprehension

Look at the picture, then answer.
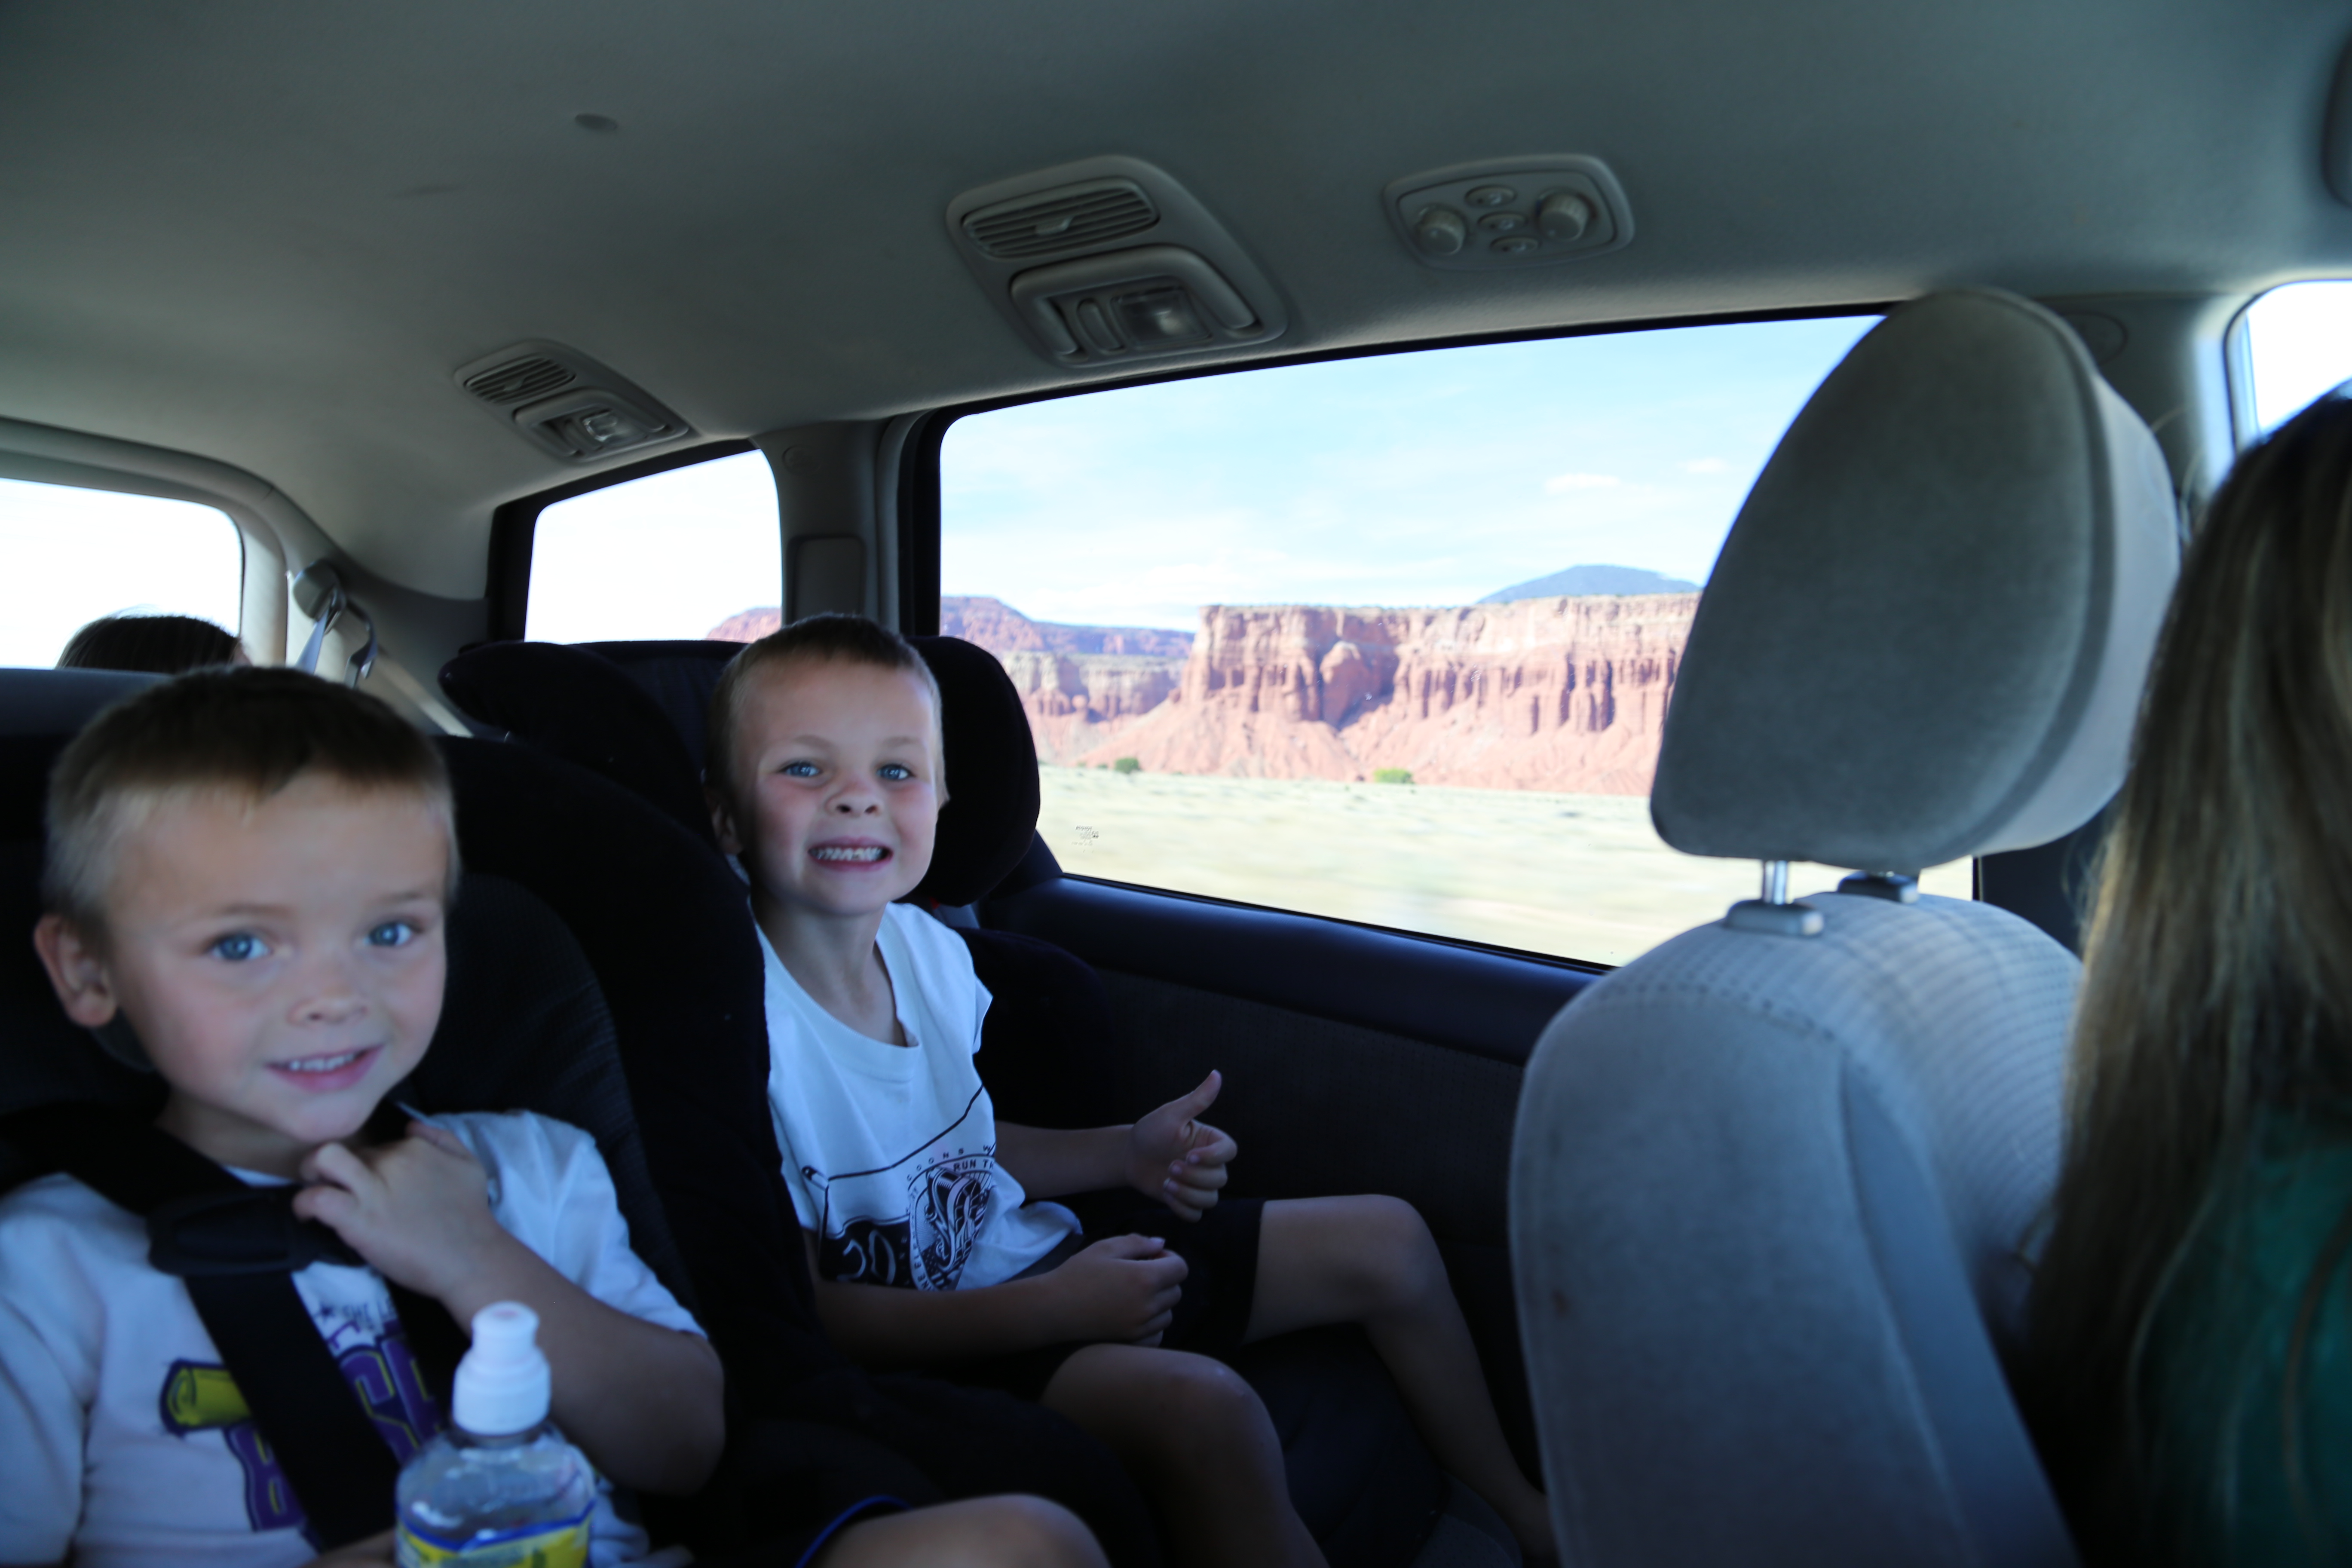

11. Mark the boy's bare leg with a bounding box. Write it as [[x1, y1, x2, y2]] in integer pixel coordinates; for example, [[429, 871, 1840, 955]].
[[1042, 1343, 1326, 1568], [816, 1496, 1108, 1568], [1243, 1196, 1556, 1557]]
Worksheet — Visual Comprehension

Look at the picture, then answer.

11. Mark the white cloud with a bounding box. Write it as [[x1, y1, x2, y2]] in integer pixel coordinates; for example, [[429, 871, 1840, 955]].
[[1680, 457, 1730, 474], [1543, 472, 1622, 493]]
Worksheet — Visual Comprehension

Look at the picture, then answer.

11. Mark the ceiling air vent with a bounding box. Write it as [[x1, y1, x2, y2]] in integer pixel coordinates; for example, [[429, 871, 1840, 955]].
[[962, 179, 1159, 260], [462, 355, 576, 406], [948, 156, 1286, 368], [451, 340, 693, 464]]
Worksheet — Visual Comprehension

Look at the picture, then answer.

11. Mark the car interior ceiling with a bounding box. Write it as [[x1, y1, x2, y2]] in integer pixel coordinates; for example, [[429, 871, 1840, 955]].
[[6, 2, 2352, 1562]]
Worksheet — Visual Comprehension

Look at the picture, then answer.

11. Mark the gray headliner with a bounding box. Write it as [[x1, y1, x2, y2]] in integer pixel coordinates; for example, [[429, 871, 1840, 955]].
[[2, 0, 2349, 597]]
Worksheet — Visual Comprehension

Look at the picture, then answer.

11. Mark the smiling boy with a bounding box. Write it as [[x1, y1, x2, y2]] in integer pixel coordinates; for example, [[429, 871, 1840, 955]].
[[0, 669, 723, 1568], [709, 616, 1557, 1567]]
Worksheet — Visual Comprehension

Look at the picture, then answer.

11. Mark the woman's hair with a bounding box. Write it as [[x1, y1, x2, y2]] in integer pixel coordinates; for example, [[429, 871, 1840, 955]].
[[705, 612, 944, 806], [2029, 393, 2352, 1549], [57, 613, 244, 674], [44, 666, 458, 940]]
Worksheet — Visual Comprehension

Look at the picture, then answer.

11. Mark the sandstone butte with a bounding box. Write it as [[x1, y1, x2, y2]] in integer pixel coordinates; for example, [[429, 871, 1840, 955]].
[[707, 592, 1699, 796]]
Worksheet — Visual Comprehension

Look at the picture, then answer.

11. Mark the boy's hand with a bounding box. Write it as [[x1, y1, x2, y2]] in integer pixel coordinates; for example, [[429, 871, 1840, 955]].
[[1125, 1071, 1237, 1220], [1041, 1234, 1188, 1345], [293, 1121, 524, 1301]]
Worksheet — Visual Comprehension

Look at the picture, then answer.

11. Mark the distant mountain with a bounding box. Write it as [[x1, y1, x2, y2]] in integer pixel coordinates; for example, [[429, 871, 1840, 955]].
[[1479, 564, 1700, 603], [939, 596, 1194, 659], [705, 597, 1193, 659]]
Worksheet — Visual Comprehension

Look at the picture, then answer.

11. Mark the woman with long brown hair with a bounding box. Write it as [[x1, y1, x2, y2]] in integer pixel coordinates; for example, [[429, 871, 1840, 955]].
[[2031, 392, 2352, 1563]]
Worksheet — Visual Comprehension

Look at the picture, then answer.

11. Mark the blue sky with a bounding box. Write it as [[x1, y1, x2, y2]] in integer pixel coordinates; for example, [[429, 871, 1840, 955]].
[[941, 315, 1879, 630]]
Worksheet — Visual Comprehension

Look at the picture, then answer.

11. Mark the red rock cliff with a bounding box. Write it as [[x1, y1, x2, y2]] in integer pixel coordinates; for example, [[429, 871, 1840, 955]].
[[1075, 594, 1696, 794]]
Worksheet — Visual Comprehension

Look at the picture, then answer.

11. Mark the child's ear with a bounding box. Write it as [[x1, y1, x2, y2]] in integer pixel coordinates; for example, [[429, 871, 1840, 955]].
[[33, 913, 121, 1028], [705, 785, 744, 857]]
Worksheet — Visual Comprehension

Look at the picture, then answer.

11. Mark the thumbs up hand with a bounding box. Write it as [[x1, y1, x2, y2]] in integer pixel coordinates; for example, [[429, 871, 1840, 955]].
[[1126, 1070, 1237, 1221]]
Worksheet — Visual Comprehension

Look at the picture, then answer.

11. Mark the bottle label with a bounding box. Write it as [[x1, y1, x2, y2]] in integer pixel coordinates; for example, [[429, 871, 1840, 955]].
[[395, 1513, 591, 1568]]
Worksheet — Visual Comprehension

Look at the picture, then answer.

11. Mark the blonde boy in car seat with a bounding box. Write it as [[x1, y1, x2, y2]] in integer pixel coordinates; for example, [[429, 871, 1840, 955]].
[[3, 669, 1106, 1568], [708, 616, 1558, 1568]]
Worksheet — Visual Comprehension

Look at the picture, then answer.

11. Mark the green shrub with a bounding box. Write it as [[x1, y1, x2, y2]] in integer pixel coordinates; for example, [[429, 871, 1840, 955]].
[[1112, 756, 1142, 775], [1373, 767, 1414, 785]]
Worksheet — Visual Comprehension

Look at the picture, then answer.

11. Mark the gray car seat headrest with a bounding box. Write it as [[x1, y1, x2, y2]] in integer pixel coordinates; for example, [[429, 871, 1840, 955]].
[[1651, 289, 2180, 873]]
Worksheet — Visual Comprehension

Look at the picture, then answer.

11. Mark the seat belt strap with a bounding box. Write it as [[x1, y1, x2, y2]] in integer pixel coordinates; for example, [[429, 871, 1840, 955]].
[[0, 1104, 411, 1547]]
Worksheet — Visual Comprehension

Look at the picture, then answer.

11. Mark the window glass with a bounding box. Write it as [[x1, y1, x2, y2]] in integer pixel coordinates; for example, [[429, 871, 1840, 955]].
[[0, 478, 242, 667], [527, 450, 781, 643], [941, 318, 1975, 966], [2244, 280, 2352, 435]]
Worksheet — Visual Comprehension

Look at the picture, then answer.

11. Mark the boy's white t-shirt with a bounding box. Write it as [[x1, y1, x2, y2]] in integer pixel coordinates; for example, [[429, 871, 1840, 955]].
[[762, 903, 1077, 1292], [0, 1109, 701, 1568]]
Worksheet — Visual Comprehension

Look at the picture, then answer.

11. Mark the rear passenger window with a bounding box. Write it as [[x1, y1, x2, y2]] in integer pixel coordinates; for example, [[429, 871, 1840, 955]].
[[527, 450, 780, 643], [2243, 280, 2352, 435], [940, 318, 1975, 966], [0, 478, 242, 666]]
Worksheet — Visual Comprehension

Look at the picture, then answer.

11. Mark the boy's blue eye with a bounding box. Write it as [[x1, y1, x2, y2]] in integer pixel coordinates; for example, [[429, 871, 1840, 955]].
[[367, 920, 416, 949], [210, 932, 267, 962], [879, 763, 913, 781], [781, 761, 821, 778]]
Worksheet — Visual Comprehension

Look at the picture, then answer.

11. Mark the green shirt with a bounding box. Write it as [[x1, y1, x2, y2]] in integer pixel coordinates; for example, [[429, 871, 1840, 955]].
[[2146, 1113, 2352, 1565]]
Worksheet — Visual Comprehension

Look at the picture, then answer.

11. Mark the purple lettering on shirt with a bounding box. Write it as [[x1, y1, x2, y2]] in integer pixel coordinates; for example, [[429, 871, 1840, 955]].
[[156, 1307, 444, 1540]]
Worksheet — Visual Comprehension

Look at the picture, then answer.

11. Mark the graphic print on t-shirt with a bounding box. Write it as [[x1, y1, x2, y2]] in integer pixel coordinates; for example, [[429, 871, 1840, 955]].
[[812, 1083, 1000, 1290], [156, 1298, 444, 1541]]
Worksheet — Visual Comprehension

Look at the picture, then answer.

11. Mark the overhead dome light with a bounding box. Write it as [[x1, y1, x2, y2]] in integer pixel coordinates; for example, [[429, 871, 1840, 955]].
[[947, 156, 1288, 368], [452, 340, 692, 463], [1008, 244, 1263, 363]]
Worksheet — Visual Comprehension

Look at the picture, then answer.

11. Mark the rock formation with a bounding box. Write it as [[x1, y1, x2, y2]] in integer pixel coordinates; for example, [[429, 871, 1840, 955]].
[[939, 597, 1192, 659], [706, 606, 781, 642], [1075, 595, 1695, 793], [706, 591, 1697, 794]]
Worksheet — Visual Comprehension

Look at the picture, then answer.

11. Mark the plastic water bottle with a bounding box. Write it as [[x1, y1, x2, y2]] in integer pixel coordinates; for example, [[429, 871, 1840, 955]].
[[396, 1303, 597, 1567]]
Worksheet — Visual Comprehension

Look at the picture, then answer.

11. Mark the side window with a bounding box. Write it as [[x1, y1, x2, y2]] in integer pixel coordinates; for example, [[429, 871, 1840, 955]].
[[940, 318, 1974, 966], [526, 450, 781, 643], [0, 478, 243, 666], [2242, 280, 2352, 435]]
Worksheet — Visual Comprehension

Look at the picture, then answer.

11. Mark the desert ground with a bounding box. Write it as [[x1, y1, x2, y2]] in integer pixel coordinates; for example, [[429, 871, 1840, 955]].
[[1038, 766, 1974, 967]]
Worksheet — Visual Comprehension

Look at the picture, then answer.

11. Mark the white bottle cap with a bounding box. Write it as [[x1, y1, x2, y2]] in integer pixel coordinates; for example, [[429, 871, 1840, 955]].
[[453, 1302, 552, 1436]]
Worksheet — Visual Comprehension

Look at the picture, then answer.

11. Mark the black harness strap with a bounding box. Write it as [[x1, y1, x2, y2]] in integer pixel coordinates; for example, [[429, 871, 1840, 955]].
[[0, 1103, 458, 1548]]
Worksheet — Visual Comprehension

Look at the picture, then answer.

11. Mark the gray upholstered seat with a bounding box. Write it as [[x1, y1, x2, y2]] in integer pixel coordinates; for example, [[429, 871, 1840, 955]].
[[1508, 289, 2180, 1566]]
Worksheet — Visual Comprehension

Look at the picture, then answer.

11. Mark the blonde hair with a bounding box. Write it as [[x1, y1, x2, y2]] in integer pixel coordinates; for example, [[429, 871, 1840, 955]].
[[44, 666, 458, 940], [2028, 394, 2352, 1556], [705, 613, 944, 808]]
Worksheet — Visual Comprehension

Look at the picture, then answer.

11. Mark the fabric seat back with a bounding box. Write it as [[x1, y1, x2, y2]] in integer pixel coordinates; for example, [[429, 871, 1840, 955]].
[[1509, 289, 2181, 1565]]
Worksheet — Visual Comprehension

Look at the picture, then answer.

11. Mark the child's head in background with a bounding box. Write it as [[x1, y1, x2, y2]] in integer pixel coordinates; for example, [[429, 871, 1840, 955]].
[[56, 612, 246, 675], [34, 668, 457, 1176], [706, 615, 944, 934]]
